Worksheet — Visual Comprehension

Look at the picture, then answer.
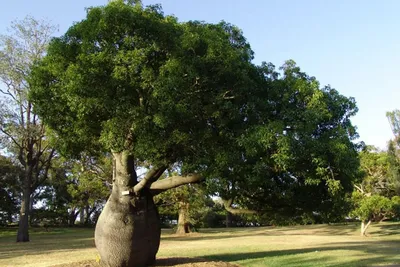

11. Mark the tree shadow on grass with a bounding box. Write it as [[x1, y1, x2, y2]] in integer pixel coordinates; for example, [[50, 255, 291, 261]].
[[201, 240, 400, 267], [0, 228, 95, 260], [154, 257, 208, 266]]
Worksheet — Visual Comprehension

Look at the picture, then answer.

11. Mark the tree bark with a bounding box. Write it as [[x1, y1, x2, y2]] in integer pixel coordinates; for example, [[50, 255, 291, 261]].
[[226, 211, 233, 228], [69, 210, 79, 227], [95, 151, 160, 267], [80, 208, 85, 224], [176, 201, 191, 235], [17, 185, 31, 242], [361, 220, 372, 236]]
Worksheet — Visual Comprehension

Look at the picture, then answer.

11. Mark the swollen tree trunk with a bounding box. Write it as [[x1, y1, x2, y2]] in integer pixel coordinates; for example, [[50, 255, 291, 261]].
[[95, 151, 160, 267], [17, 185, 31, 242], [176, 201, 191, 235]]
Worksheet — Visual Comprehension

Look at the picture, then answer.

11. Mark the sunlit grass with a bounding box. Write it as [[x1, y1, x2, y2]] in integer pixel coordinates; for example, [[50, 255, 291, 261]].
[[0, 222, 399, 266]]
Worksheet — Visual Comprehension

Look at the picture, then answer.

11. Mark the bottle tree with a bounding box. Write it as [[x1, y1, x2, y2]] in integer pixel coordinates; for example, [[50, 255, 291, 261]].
[[29, 1, 260, 266]]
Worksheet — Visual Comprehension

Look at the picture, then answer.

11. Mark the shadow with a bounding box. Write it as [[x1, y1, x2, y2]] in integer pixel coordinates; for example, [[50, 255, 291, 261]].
[[200, 240, 400, 267], [154, 257, 208, 266], [370, 223, 400, 236], [0, 228, 95, 260]]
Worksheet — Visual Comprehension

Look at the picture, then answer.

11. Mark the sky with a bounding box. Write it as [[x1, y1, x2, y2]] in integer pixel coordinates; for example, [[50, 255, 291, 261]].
[[1, 0, 399, 150]]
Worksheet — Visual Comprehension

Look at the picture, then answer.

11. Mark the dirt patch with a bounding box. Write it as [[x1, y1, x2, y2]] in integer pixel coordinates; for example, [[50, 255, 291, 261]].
[[51, 257, 242, 267]]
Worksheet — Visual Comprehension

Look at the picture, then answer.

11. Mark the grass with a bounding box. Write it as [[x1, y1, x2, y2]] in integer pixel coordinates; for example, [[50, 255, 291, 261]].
[[0, 222, 399, 267]]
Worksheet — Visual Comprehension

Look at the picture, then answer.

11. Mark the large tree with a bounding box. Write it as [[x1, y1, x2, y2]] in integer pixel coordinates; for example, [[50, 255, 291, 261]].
[[205, 61, 360, 223], [30, 1, 259, 266], [0, 16, 57, 242]]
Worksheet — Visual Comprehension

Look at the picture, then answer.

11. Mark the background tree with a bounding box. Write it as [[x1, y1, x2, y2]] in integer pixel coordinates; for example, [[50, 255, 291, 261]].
[[29, 154, 112, 226], [0, 155, 23, 225], [350, 145, 400, 236], [206, 60, 360, 224], [386, 110, 400, 195], [155, 181, 212, 234], [0, 16, 57, 242], [350, 192, 399, 236]]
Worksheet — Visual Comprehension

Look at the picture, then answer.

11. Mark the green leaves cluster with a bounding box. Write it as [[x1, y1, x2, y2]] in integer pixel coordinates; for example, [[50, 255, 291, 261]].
[[350, 192, 400, 221]]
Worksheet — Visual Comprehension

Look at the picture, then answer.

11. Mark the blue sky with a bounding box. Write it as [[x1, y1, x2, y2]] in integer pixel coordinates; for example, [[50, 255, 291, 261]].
[[1, 0, 398, 149]]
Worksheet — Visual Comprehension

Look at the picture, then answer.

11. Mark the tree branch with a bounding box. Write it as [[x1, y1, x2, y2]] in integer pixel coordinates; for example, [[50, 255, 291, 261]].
[[0, 128, 22, 149], [222, 198, 257, 215], [354, 184, 364, 194], [149, 174, 202, 193], [133, 165, 167, 193]]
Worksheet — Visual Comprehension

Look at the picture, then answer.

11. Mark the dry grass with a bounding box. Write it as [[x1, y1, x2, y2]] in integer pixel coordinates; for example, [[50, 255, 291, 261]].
[[0, 222, 399, 267]]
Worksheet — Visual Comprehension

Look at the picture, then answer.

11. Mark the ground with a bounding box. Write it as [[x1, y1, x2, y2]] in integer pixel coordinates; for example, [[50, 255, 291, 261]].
[[52, 257, 241, 267], [0, 222, 399, 267]]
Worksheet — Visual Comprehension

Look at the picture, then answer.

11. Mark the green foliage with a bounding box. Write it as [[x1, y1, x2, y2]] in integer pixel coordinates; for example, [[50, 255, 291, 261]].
[[0, 156, 22, 225], [350, 193, 398, 222], [30, 154, 111, 226], [30, 1, 256, 166], [206, 61, 360, 222], [155, 182, 214, 228]]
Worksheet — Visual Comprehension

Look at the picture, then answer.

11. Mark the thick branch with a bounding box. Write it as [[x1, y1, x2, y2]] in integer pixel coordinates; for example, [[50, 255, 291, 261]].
[[222, 198, 257, 215], [133, 165, 167, 193], [149, 174, 202, 192]]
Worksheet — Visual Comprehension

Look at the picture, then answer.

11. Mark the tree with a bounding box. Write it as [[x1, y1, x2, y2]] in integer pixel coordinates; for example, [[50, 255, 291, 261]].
[[65, 154, 112, 225], [350, 146, 400, 236], [0, 16, 57, 242], [350, 192, 398, 236], [31, 154, 112, 226], [206, 60, 360, 223], [0, 155, 23, 225], [155, 181, 212, 234], [386, 110, 400, 195], [30, 1, 259, 266]]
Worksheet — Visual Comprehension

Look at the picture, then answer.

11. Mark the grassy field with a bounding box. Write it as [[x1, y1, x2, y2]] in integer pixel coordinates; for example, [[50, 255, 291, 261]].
[[0, 222, 399, 267]]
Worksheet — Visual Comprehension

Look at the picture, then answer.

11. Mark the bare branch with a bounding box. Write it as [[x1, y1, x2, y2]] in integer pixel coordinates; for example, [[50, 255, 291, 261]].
[[149, 174, 202, 193], [133, 165, 166, 193], [354, 184, 364, 194], [0, 128, 22, 149], [222, 198, 257, 215]]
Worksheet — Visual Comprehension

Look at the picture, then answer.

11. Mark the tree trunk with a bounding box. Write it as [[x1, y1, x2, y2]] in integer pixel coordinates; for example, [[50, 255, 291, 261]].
[[80, 208, 85, 224], [361, 220, 372, 236], [69, 209, 79, 226], [176, 201, 191, 235], [17, 186, 31, 242], [226, 211, 233, 228], [95, 151, 160, 267]]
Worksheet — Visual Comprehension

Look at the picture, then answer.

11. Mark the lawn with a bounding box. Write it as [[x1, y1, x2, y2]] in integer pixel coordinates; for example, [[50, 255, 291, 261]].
[[0, 222, 399, 267]]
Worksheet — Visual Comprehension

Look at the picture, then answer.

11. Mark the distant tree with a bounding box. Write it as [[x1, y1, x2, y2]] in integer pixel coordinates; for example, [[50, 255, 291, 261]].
[[350, 192, 398, 236], [0, 155, 23, 225], [155, 181, 211, 234], [386, 110, 400, 195], [207, 61, 360, 223], [32, 154, 112, 226], [65, 154, 111, 225], [350, 146, 400, 236], [0, 16, 57, 241]]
